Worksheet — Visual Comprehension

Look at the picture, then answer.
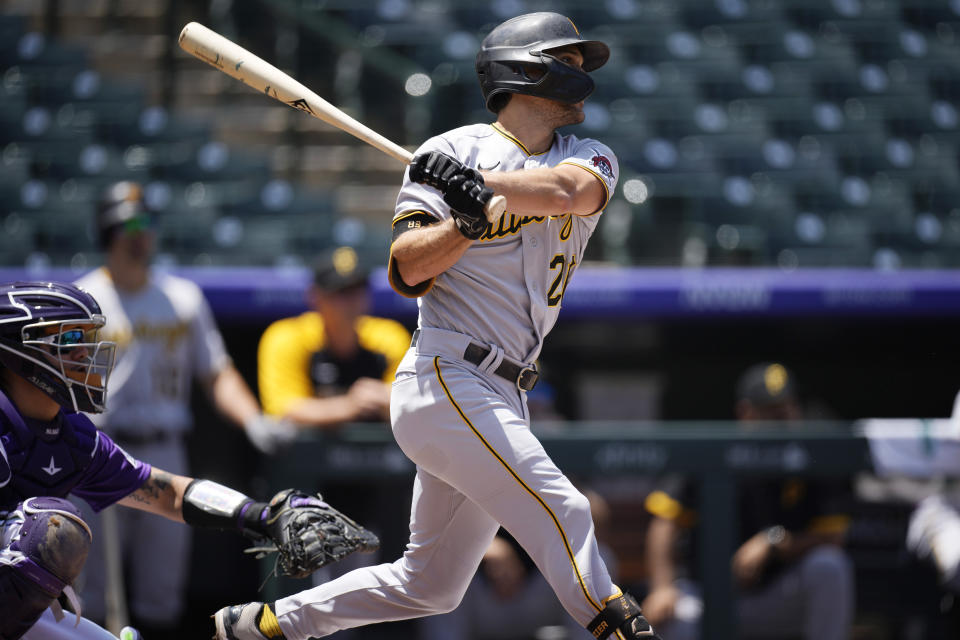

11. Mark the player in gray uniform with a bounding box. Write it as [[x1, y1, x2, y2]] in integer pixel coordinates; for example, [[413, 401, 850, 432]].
[[75, 181, 296, 637], [214, 13, 659, 640]]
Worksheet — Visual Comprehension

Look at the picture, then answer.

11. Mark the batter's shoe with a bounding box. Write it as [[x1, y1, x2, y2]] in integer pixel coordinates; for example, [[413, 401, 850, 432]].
[[213, 602, 286, 640]]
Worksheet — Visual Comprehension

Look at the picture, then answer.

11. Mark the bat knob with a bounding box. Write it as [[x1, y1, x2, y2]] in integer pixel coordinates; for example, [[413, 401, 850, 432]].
[[484, 195, 507, 224]]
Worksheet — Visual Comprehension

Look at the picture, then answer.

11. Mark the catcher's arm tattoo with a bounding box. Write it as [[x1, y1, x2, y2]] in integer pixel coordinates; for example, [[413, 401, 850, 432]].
[[117, 467, 193, 522]]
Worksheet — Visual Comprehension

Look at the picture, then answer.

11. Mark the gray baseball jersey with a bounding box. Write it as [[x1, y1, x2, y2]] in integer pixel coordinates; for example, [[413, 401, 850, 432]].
[[75, 268, 231, 435], [393, 122, 619, 363], [269, 124, 625, 639], [74, 267, 230, 623]]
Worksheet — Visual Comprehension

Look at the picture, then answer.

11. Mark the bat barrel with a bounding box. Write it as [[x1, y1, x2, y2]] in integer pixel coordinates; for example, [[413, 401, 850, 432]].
[[178, 22, 507, 221], [178, 22, 413, 164]]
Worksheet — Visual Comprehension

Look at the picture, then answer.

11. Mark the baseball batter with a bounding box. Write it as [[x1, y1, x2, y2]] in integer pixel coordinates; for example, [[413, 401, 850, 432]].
[[215, 13, 659, 640]]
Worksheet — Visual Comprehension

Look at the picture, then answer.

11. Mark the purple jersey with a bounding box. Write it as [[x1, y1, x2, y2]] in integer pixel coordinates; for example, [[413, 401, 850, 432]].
[[0, 391, 151, 512]]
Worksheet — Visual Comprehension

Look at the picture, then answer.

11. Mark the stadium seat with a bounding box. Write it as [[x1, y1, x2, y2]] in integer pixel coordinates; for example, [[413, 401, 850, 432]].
[[224, 180, 334, 219], [677, 0, 786, 30], [29, 208, 97, 256], [901, 1, 960, 30], [4, 0, 960, 271], [209, 215, 293, 266], [285, 212, 336, 255], [155, 205, 220, 256], [781, 0, 900, 31], [695, 173, 797, 230], [622, 204, 689, 266], [0, 211, 37, 264], [159, 142, 269, 183], [0, 14, 27, 61]]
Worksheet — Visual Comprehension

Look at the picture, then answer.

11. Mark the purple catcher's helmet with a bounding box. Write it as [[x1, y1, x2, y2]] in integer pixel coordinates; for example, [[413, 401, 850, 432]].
[[0, 281, 115, 412]]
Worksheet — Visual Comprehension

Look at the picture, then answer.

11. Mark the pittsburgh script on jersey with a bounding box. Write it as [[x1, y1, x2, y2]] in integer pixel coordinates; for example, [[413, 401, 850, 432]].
[[480, 213, 574, 241]]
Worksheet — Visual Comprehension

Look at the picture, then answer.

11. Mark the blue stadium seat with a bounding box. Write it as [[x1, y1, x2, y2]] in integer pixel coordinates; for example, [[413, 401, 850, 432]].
[[0, 211, 37, 264], [29, 209, 97, 256], [286, 212, 336, 255], [781, 0, 900, 31], [615, 26, 744, 83], [156, 205, 220, 257], [901, 1, 960, 30], [159, 142, 268, 183], [624, 213, 689, 266], [0, 14, 27, 61], [224, 180, 334, 219], [677, 0, 786, 29], [694, 174, 797, 230], [618, 134, 720, 181]]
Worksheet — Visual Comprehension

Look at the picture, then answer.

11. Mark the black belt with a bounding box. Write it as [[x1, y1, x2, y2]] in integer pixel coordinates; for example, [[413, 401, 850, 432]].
[[411, 330, 539, 391]]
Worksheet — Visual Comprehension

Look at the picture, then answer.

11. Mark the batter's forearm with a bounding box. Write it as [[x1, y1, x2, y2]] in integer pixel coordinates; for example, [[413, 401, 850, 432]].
[[392, 219, 472, 285], [482, 165, 604, 216]]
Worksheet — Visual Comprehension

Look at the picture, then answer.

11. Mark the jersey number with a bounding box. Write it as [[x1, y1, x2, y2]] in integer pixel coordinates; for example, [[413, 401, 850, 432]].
[[547, 254, 577, 307]]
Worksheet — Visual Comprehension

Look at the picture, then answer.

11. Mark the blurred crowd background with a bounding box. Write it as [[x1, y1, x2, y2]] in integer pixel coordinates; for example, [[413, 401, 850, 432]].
[[4, 0, 960, 270], [3, 1, 960, 639]]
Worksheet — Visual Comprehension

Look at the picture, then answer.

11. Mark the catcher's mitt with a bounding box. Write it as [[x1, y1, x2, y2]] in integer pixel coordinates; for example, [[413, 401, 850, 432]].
[[244, 489, 380, 579]]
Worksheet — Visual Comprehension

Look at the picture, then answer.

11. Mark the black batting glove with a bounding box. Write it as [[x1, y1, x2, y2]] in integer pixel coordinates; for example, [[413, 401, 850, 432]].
[[409, 151, 483, 193], [444, 174, 493, 240]]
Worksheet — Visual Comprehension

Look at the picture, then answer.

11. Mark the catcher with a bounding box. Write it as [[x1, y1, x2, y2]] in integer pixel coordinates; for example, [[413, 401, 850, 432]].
[[0, 281, 378, 640]]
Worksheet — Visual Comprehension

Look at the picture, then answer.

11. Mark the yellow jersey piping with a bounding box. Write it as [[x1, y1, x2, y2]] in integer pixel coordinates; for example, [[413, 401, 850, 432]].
[[393, 209, 439, 225], [557, 161, 610, 216], [433, 357, 604, 615], [490, 123, 552, 157]]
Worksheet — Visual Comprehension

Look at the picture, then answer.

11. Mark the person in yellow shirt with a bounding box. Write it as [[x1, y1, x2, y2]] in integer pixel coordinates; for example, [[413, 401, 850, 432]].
[[258, 246, 411, 429]]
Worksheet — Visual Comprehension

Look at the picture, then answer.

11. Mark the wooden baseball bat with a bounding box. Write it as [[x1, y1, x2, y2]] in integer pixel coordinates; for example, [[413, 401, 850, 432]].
[[178, 22, 507, 223]]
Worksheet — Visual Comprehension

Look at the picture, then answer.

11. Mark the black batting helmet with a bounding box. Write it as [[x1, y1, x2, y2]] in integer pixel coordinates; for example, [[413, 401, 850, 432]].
[[96, 180, 151, 248], [476, 12, 610, 113]]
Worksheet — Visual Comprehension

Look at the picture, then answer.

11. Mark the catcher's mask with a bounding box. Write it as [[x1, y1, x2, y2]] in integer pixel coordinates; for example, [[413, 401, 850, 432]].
[[476, 12, 610, 112], [0, 281, 116, 413]]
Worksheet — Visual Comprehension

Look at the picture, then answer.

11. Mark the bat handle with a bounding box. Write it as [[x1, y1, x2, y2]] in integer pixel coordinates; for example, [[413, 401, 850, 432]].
[[484, 195, 507, 224], [402, 151, 507, 224]]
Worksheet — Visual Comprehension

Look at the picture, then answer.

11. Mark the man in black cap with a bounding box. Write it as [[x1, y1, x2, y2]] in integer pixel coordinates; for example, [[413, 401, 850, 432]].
[[256, 246, 410, 429], [643, 362, 855, 640], [735, 362, 803, 423]]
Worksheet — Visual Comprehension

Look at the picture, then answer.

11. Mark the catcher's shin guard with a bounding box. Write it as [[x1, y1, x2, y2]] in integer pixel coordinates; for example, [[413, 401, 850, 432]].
[[587, 593, 661, 640], [0, 497, 92, 640]]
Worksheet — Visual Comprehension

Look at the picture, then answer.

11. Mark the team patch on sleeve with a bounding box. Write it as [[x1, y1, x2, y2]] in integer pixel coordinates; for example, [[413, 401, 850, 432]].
[[589, 149, 615, 181]]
